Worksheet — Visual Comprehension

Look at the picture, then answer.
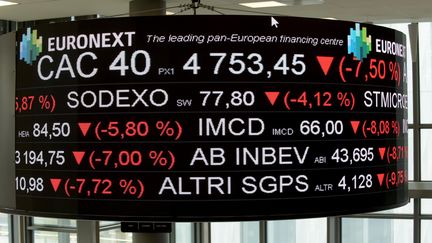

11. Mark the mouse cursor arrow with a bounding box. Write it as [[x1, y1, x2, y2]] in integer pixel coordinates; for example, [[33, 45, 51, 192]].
[[271, 17, 279, 28]]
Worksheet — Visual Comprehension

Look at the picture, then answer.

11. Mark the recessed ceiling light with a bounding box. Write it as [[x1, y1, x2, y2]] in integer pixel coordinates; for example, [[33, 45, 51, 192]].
[[0, 0, 18, 7], [240, 1, 287, 8], [166, 11, 175, 15], [300, 0, 324, 5]]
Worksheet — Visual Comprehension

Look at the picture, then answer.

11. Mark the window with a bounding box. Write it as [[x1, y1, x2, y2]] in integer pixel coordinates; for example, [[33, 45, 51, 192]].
[[33, 231, 77, 243], [421, 129, 432, 180], [211, 222, 259, 243], [30, 217, 76, 243], [422, 199, 432, 214], [342, 218, 413, 243], [175, 223, 193, 243], [419, 23, 432, 124], [100, 228, 131, 243], [267, 218, 326, 243], [421, 220, 432, 243], [0, 214, 9, 241]]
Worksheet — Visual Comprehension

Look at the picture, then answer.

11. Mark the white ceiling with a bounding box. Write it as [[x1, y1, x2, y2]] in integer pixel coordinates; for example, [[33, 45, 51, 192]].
[[1, 0, 432, 23]]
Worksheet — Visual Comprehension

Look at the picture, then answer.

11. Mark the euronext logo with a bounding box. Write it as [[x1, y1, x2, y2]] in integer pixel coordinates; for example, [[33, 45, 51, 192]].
[[347, 23, 372, 61], [19, 27, 43, 65]]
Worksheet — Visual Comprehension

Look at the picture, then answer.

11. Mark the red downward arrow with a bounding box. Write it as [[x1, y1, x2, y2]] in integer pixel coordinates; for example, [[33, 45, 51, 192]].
[[72, 151, 85, 165], [265, 92, 280, 106], [78, 123, 91, 136], [50, 178, 61, 192], [378, 147, 386, 160], [316, 56, 334, 76], [350, 121, 360, 134], [377, 174, 385, 187]]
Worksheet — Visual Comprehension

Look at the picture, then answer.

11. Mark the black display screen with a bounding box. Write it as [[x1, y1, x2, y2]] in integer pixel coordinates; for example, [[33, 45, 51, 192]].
[[13, 16, 408, 221]]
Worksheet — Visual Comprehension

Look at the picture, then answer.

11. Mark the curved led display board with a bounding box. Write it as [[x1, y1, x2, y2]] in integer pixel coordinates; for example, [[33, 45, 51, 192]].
[[12, 16, 407, 221]]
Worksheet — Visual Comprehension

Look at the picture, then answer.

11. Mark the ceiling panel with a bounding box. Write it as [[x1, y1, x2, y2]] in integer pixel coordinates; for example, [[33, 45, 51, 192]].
[[0, 0, 431, 22]]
